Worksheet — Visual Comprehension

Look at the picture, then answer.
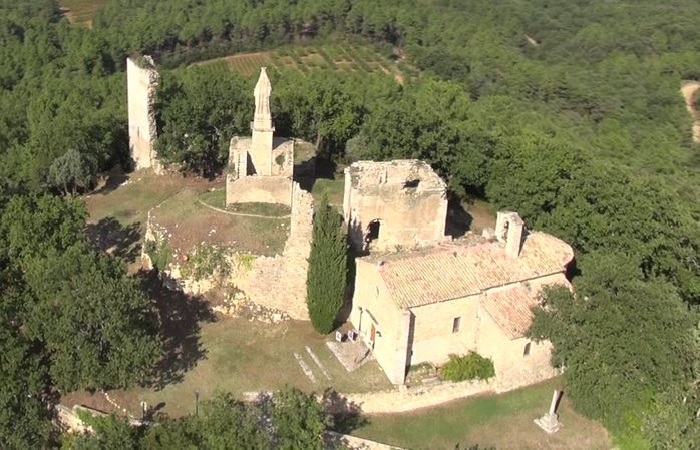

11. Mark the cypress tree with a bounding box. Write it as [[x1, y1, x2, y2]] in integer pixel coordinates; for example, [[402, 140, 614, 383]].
[[306, 196, 347, 334]]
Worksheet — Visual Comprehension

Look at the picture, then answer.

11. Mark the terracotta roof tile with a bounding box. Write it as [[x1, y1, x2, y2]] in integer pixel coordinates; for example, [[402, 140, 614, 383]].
[[481, 286, 537, 339], [365, 232, 573, 309], [481, 274, 571, 339]]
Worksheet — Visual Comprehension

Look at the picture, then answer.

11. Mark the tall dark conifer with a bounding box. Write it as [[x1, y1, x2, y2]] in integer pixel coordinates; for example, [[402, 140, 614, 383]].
[[306, 196, 347, 334]]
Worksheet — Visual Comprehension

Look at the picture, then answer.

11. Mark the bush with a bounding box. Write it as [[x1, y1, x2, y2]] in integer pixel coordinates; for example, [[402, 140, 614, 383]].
[[439, 352, 495, 382]]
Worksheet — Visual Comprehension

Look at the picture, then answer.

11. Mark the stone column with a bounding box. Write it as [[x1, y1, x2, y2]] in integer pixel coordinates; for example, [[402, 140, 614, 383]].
[[534, 389, 563, 434]]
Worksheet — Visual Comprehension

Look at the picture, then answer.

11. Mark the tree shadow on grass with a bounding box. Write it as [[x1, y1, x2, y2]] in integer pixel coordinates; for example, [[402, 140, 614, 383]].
[[138, 270, 217, 390], [85, 216, 142, 263], [322, 388, 368, 448]]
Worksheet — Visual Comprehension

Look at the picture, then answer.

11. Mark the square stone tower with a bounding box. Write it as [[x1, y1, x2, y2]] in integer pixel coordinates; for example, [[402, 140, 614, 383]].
[[127, 56, 161, 171], [343, 160, 448, 252]]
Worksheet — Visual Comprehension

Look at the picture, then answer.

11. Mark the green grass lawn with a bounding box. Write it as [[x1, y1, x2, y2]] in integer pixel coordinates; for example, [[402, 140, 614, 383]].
[[352, 378, 611, 450], [199, 189, 291, 217], [69, 317, 391, 418], [311, 178, 345, 209], [151, 188, 289, 256]]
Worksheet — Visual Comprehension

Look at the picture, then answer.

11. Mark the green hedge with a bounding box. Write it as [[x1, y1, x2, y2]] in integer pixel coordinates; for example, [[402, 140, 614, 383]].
[[439, 352, 495, 382]]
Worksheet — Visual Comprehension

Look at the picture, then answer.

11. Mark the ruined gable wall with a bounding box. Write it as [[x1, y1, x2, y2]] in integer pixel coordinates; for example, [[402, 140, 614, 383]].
[[270, 139, 294, 177], [127, 57, 161, 171], [228, 136, 250, 180], [344, 161, 448, 251]]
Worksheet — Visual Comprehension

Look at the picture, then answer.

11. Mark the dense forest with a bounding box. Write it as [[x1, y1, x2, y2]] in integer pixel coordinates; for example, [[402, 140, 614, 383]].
[[1, 0, 699, 447]]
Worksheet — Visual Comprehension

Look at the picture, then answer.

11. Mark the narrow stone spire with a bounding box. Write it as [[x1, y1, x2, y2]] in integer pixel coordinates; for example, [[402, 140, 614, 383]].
[[253, 67, 273, 132], [250, 67, 275, 175]]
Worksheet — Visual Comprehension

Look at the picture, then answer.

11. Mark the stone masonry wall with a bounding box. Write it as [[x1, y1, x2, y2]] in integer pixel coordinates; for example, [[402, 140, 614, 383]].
[[127, 56, 161, 172], [147, 182, 314, 320], [226, 176, 293, 206], [344, 160, 448, 252]]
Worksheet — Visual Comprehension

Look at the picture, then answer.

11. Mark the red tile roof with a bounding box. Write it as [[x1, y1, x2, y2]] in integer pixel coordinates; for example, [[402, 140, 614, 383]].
[[481, 274, 570, 339], [481, 286, 536, 339], [363, 232, 574, 309]]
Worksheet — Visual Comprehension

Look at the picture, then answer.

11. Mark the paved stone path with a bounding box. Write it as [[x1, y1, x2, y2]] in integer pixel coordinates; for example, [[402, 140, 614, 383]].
[[293, 352, 317, 383], [326, 340, 374, 372], [306, 346, 331, 380]]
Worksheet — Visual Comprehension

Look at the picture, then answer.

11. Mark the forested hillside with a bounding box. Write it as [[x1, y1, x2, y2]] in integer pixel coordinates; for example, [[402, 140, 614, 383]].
[[1, 0, 699, 447]]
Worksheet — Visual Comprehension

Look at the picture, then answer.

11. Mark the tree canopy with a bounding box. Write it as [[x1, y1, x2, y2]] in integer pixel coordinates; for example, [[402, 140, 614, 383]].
[[0, 0, 699, 446]]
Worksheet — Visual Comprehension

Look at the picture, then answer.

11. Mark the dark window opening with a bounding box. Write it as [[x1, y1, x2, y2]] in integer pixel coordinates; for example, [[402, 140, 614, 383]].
[[523, 342, 531, 356], [366, 219, 381, 242], [452, 317, 461, 333], [403, 179, 420, 188]]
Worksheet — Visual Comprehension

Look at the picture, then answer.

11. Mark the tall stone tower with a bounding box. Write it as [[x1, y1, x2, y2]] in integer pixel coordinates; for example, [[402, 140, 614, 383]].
[[250, 67, 275, 176], [127, 56, 161, 172]]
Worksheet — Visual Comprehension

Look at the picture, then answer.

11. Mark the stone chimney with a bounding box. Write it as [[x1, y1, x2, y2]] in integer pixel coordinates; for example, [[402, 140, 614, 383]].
[[495, 211, 524, 258]]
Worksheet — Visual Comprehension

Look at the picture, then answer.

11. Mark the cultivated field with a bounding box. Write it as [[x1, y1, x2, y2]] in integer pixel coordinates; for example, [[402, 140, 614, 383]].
[[195, 43, 418, 83], [59, 0, 107, 26]]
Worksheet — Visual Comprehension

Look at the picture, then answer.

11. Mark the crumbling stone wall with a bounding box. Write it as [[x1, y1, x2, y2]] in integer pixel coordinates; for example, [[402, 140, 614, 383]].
[[226, 176, 293, 206], [343, 160, 448, 252], [127, 56, 161, 172], [145, 182, 314, 320]]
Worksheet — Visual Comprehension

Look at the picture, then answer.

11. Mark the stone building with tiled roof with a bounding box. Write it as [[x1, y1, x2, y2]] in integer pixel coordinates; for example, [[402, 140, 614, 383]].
[[349, 211, 574, 388]]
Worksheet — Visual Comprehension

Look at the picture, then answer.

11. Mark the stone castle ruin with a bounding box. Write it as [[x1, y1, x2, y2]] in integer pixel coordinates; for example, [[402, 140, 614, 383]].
[[142, 67, 315, 320], [343, 160, 448, 252], [131, 59, 573, 391], [127, 56, 161, 172]]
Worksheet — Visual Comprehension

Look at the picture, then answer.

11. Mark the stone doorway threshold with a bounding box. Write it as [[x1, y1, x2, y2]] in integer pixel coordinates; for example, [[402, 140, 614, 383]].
[[326, 339, 375, 372]]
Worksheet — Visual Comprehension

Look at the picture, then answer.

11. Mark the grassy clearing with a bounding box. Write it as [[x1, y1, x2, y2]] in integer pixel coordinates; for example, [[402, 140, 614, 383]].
[[353, 378, 611, 450], [68, 317, 391, 418], [59, 0, 107, 25], [198, 190, 291, 217], [311, 178, 345, 209], [84, 170, 192, 227], [151, 188, 289, 256]]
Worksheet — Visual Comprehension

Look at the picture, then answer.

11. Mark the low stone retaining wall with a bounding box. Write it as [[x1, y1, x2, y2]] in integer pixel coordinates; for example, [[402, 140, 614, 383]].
[[347, 378, 496, 414]]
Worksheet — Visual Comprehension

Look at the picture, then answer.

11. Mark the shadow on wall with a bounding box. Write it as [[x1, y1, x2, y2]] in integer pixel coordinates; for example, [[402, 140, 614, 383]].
[[445, 197, 472, 239], [85, 216, 142, 263], [333, 240, 360, 330], [137, 270, 217, 390]]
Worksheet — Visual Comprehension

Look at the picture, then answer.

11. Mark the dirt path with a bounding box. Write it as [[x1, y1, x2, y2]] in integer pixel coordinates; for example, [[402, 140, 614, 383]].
[[197, 199, 291, 219], [680, 81, 700, 143]]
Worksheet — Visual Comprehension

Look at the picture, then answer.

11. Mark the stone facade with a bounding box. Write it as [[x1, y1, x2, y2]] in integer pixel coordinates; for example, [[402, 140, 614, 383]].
[[343, 160, 448, 252], [127, 56, 161, 172], [349, 213, 574, 387]]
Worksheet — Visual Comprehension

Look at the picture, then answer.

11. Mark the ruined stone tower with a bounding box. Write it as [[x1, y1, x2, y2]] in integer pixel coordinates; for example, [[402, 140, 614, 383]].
[[343, 160, 448, 252], [127, 56, 161, 172], [250, 67, 275, 176]]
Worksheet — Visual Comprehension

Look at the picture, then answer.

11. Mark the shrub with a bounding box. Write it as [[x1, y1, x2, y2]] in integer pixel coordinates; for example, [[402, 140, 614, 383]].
[[439, 352, 495, 382], [144, 237, 172, 271], [181, 243, 230, 281]]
